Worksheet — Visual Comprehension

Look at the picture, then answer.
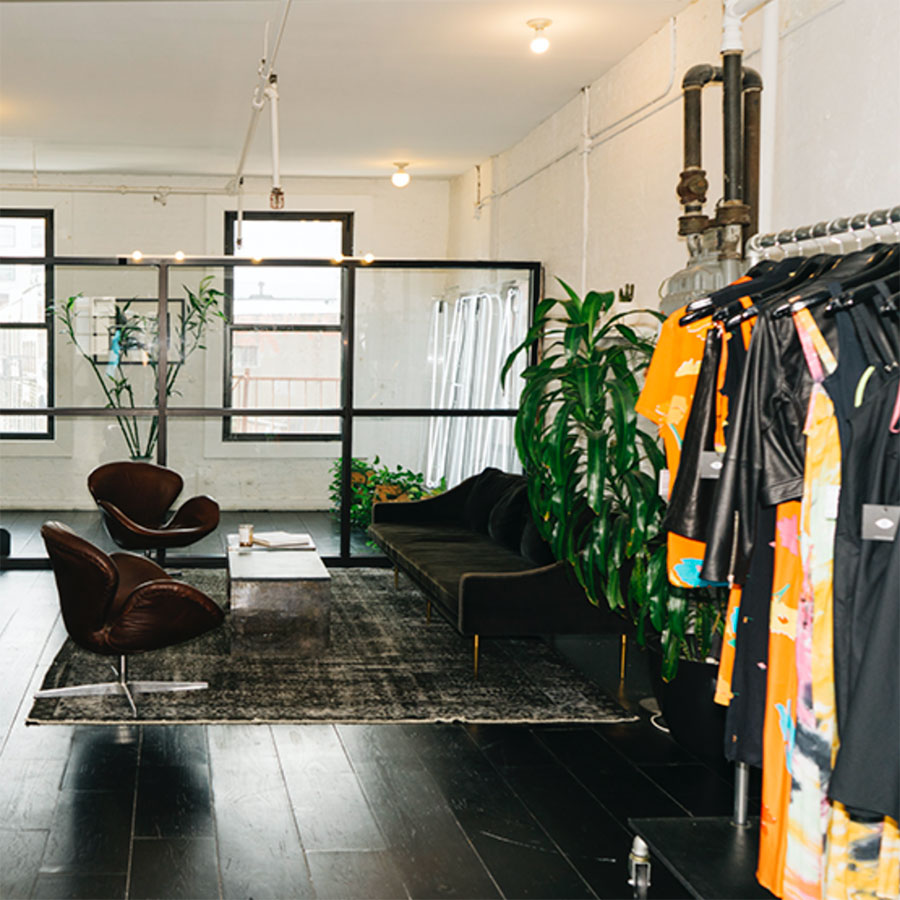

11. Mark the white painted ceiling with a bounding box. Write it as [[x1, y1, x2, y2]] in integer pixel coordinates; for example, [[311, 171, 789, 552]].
[[0, 0, 691, 181]]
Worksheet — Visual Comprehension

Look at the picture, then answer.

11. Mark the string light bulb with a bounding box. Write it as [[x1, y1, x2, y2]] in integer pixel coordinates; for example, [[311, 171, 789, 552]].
[[527, 18, 551, 54], [131, 250, 143, 262], [391, 162, 411, 188], [173, 250, 185, 262]]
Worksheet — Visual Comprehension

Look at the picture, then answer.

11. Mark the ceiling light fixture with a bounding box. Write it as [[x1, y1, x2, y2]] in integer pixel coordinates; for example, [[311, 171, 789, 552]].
[[526, 18, 552, 54], [391, 162, 411, 188]]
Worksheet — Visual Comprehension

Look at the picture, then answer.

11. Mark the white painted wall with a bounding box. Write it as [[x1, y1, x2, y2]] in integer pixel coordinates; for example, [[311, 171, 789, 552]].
[[448, 0, 900, 309], [4, 0, 898, 512], [0, 173, 452, 509]]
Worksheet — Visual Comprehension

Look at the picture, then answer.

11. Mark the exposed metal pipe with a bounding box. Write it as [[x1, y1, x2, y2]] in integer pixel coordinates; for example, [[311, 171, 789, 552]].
[[227, 0, 293, 194], [677, 64, 720, 237], [581, 86, 590, 297], [742, 68, 762, 241], [722, 51, 744, 205], [266, 75, 284, 209]]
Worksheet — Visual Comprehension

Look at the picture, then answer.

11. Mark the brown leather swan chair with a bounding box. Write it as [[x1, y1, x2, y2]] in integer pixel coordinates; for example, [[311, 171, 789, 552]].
[[36, 522, 225, 713], [87, 460, 220, 551]]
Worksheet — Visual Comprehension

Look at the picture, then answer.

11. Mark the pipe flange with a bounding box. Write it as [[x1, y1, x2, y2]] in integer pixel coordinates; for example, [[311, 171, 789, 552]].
[[677, 168, 709, 206], [679, 213, 710, 236], [715, 201, 751, 226]]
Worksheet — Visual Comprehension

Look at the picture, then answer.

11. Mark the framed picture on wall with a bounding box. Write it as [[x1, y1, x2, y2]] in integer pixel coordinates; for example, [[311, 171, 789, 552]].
[[88, 297, 185, 365]]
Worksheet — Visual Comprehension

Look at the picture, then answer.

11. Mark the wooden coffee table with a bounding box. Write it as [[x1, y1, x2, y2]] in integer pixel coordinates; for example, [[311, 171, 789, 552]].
[[227, 539, 331, 652]]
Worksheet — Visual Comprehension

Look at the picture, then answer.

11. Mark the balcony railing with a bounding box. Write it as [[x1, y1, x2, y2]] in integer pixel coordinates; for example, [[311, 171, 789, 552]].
[[230, 371, 340, 434]]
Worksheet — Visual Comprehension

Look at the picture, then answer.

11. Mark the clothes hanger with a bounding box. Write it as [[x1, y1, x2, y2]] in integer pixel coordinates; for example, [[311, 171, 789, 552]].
[[678, 259, 778, 324], [679, 255, 822, 326], [825, 272, 900, 315], [770, 243, 896, 319], [720, 253, 842, 329]]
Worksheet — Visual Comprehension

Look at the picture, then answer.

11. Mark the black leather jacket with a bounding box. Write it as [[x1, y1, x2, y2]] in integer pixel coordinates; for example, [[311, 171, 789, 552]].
[[700, 308, 835, 583]]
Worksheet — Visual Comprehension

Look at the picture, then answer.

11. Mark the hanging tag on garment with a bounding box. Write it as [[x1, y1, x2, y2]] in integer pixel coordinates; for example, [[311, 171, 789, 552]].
[[659, 469, 670, 499], [699, 451, 726, 479], [824, 485, 841, 520], [861, 504, 900, 541]]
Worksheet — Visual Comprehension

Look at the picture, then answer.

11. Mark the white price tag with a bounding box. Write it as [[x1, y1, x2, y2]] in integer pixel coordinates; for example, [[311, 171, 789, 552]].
[[824, 485, 840, 520], [659, 468, 670, 499]]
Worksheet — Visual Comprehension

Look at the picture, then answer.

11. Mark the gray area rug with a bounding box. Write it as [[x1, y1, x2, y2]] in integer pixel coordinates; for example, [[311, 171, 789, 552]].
[[27, 567, 636, 726]]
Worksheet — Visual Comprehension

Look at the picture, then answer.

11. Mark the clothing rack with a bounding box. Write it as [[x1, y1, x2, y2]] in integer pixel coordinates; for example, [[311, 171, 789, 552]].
[[746, 204, 900, 262], [628, 202, 900, 900]]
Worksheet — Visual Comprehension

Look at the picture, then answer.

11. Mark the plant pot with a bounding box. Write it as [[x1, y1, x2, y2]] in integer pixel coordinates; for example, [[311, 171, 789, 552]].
[[647, 648, 726, 763]]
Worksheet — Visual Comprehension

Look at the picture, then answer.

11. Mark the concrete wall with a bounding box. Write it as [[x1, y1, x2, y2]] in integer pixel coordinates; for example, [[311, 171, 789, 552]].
[[448, 0, 900, 309]]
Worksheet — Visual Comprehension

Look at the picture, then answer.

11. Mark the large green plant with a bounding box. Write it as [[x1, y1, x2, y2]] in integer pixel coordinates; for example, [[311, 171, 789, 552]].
[[501, 279, 724, 679], [56, 275, 225, 459]]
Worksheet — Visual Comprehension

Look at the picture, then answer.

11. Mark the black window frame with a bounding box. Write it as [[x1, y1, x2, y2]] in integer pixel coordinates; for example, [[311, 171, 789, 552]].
[[0, 208, 54, 440], [222, 210, 353, 442]]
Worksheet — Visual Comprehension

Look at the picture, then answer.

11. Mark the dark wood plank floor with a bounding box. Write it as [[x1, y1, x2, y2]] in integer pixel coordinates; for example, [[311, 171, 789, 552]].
[[0, 510, 376, 561], [0, 568, 751, 900]]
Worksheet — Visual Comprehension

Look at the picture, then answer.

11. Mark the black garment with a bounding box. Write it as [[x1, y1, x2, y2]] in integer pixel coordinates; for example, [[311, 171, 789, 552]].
[[832, 372, 900, 736], [720, 325, 747, 447], [722, 503, 777, 767], [822, 308, 872, 453], [830, 530, 900, 822], [662, 326, 722, 541], [701, 310, 820, 584]]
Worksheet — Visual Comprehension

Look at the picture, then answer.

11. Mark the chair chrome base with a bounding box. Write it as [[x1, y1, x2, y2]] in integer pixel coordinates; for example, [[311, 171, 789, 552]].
[[34, 655, 208, 715]]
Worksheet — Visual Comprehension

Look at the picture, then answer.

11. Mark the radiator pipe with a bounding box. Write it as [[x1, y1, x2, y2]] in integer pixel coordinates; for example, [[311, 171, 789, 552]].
[[677, 64, 721, 237], [676, 59, 760, 253], [722, 51, 743, 203], [742, 67, 762, 243]]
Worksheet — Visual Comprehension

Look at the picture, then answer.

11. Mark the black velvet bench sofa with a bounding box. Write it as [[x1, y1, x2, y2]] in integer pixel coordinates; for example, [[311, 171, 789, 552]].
[[368, 467, 628, 676]]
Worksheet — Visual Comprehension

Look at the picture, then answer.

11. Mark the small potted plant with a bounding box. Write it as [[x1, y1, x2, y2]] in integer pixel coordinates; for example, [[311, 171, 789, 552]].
[[329, 456, 444, 537]]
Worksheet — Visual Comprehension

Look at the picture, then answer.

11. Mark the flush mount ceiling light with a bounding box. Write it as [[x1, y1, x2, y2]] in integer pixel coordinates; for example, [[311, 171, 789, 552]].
[[526, 18, 552, 54], [391, 162, 411, 188]]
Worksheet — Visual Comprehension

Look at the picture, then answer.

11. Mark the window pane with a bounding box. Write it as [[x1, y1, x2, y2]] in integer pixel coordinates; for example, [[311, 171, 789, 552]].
[[0, 216, 44, 256], [230, 331, 341, 436], [0, 216, 46, 322], [0, 328, 48, 432], [354, 268, 530, 411], [231, 221, 342, 325]]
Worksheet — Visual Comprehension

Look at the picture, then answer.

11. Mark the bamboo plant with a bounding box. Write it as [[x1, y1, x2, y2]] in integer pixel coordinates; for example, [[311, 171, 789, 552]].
[[56, 275, 225, 460], [501, 279, 724, 679]]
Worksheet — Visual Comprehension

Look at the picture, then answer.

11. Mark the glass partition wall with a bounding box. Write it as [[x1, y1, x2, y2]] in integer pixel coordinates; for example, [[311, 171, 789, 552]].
[[0, 253, 539, 566]]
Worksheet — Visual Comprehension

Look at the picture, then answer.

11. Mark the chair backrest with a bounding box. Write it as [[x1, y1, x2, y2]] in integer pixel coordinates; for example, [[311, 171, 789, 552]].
[[87, 461, 183, 528], [41, 522, 119, 653]]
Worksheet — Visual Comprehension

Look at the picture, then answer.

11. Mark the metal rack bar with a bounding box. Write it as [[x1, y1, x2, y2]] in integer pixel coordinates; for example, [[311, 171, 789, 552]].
[[746, 204, 900, 261]]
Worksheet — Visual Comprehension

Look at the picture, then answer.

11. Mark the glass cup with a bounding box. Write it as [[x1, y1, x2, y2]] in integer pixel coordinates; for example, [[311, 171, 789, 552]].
[[238, 523, 254, 547]]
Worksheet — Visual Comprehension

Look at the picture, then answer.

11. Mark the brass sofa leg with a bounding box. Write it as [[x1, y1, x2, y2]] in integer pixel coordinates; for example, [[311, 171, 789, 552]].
[[474, 634, 480, 679], [426, 599, 432, 623], [619, 634, 627, 681], [393, 565, 399, 589]]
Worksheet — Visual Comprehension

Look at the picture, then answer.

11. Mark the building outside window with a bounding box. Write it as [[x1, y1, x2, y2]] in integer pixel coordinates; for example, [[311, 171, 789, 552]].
[[0, 209, 53, 439], [223, 211, 351, 441]]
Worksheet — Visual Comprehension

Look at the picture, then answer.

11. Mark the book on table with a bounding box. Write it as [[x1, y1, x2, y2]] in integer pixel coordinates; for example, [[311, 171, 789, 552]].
[[251, 531, 316, 549]]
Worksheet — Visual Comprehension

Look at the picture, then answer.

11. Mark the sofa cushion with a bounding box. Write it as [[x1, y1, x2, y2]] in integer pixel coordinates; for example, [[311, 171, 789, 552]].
[[487, 481, 528, 551], [370, 521, 535, 594], [463, 468, 524, 534], [520, 517, 555, 568]]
